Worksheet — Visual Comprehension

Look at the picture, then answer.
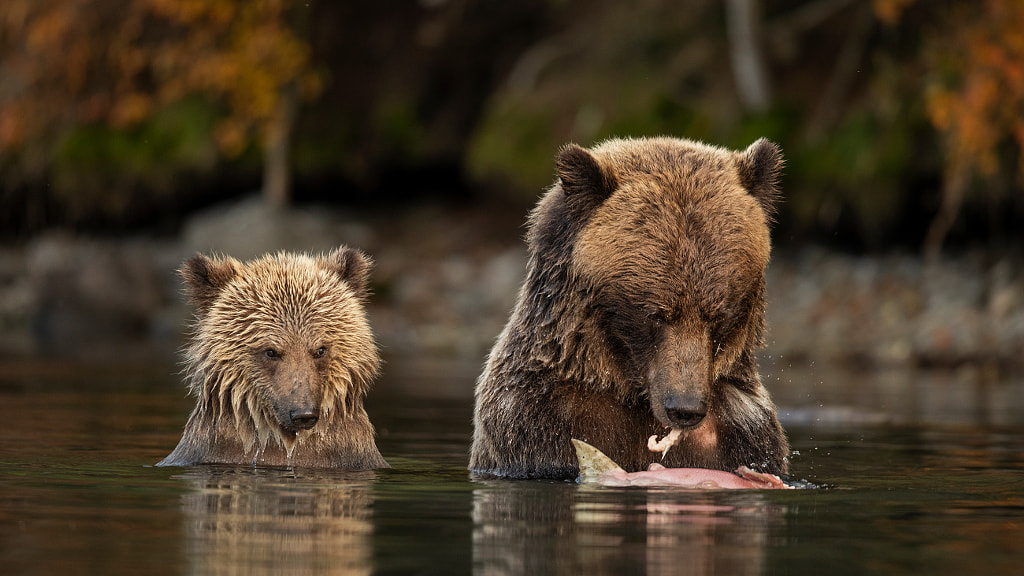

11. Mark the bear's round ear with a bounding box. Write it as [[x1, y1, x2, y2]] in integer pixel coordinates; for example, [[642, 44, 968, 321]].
[[327, 246, 373, 296], [556, 143, 618, 218], [180, 253, 239, 311], [736, 138, 783, 218]]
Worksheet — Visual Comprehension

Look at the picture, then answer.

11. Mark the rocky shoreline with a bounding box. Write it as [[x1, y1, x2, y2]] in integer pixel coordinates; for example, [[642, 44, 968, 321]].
[[1, 196, 1021, 370]]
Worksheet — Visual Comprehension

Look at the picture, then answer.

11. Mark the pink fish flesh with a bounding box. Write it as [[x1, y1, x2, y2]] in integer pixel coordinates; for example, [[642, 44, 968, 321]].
[[573, 438, 791, 489]]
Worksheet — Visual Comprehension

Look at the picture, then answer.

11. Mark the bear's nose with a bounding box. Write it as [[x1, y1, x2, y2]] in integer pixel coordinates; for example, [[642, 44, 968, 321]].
[[288, 410, 319, 430], [664, 395, 707, 428]]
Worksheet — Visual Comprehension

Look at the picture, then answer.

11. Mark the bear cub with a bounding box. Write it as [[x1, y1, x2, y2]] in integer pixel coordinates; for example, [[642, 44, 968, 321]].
[[470, 136, 789, 480], [158, 247, 389, 469]]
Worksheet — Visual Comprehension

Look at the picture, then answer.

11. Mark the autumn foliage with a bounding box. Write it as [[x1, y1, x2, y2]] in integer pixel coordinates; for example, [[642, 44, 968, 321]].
[[0, 0, 1022, 252], [0, 0, 319, 157], [923, 1, 1024, 178], [873, 0, 1024, 255]]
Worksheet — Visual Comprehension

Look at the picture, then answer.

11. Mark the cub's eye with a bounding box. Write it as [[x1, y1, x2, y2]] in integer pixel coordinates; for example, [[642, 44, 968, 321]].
[[312, 346, 327, 359], [263, 348, 280, 359]]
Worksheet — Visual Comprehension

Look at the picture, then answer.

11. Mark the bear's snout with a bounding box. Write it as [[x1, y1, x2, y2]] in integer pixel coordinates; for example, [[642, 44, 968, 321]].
[[273, 355, 323, 432], [664, 393, 707, 429], [647, 323, 713, 430]]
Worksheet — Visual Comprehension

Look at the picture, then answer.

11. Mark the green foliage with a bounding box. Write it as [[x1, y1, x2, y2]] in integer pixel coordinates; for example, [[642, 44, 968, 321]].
[[466, 102, 561, 194], [50, 98, 222, 218], [467, 87, 732, 195], [728, 107, 800, 152], [789, 109, 914, 246], [376, 98, 427, 163], [467, 0, 731, 195], [56, 98, 218, 174]]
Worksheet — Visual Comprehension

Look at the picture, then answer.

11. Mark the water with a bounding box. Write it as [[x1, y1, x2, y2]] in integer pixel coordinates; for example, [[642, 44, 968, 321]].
[[1, 359, 1023, 575]]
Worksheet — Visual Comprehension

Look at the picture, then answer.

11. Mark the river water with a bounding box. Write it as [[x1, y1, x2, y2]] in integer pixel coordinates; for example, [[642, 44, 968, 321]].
[[1, 357, 1022, 575]]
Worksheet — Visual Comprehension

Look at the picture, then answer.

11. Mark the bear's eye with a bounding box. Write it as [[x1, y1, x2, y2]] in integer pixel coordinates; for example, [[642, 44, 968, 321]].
[[644, 311, 670, 335], [263, 348, 280, 359], [312, 346, 327, 359]]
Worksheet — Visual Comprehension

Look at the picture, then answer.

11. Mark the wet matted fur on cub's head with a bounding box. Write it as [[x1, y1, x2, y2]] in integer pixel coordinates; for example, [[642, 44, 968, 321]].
[[158, 247, 389, 469], [470, 136, 789, 480]]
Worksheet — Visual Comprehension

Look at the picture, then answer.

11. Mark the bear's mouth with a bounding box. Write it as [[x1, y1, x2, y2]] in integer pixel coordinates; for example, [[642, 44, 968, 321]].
[[281, 421, 317, 434], [279, 427, 303, 458], [279, 420, 318, 442], [274, 409, 319, 457], [648, 416, 719, 460]]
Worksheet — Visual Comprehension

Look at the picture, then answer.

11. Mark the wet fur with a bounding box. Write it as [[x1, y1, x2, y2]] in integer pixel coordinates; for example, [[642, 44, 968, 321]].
[[470, 137, 788, 479], [158, 247, 388, 469]]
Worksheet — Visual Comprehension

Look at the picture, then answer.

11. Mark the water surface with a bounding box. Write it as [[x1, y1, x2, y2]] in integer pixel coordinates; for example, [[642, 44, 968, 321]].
[[1, 359, 1022, 575]]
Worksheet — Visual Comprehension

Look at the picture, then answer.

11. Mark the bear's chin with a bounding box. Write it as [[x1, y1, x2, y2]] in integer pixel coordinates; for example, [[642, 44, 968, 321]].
[[685, 419, 718, 451], [276, 427, 305, 458]]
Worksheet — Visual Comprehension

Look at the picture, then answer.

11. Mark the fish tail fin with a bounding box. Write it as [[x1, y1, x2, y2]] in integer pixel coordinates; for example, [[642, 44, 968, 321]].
[[572, 438, 624, 483]]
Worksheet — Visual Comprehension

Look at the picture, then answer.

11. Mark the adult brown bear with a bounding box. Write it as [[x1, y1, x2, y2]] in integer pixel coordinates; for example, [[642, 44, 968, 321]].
[[469, 137, 789, 480], [158, 247, 388, 469]]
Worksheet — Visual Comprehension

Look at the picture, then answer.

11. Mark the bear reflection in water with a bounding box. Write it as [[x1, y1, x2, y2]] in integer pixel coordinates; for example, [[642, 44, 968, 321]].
[[471, 479, 784, 576], [176, 467, 375, 576]]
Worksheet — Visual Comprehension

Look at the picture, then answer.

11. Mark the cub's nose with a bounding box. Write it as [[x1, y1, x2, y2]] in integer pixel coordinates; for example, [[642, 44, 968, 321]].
[[288, 410, 319, 430], [664, 395, 707, 429]]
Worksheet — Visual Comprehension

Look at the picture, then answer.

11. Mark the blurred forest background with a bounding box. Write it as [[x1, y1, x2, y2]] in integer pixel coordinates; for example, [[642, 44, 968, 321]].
[[1, 0, 1022, 369]]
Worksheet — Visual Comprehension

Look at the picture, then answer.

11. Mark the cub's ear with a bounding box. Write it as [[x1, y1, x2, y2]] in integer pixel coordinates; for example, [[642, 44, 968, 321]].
[[327, 246, 373, 296], [180, 253, 239, 312], [736, 138, 783, 218], [556, 143, 618, 219]]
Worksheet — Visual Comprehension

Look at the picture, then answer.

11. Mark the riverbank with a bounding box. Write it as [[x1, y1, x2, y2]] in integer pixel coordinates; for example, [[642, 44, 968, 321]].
[[1, 196, 1021, 371]]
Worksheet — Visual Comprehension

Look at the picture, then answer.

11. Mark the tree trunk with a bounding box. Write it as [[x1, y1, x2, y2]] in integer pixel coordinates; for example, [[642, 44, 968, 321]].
[[263, 81, 298, 208], [725, 0, 771, 112], [924, 161, 969, 263], [804, 2, 873, 143]]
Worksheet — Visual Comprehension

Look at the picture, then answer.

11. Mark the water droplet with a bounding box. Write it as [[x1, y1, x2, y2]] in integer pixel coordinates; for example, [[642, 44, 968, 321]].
[[286, 431, 300, 460]]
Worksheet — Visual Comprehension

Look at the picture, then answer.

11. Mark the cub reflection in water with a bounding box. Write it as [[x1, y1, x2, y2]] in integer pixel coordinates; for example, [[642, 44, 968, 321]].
[[176, 467, 376, 576]]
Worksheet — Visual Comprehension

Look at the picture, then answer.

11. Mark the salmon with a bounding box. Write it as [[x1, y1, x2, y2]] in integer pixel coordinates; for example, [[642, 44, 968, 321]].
[[572, 438, 792, 489]]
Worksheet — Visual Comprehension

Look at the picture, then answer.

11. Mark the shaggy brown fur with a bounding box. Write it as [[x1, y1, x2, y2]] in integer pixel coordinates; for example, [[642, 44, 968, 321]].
[[469, 136, 789, 480], [158, 247, 388, 469]]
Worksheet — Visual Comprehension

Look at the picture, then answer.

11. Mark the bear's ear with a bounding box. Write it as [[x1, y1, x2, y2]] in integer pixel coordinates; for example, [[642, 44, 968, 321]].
[[556, 143, 618, 219], [736, 138, 783, 218], [180, 253, 239, 311], [327, 246, 373, 296]]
